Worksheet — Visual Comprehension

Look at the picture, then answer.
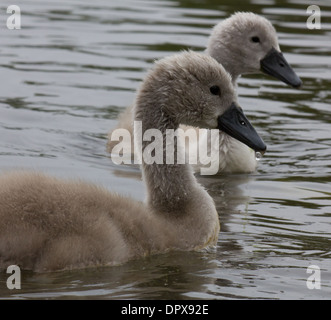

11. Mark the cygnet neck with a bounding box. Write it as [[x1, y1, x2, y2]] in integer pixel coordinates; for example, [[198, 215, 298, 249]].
[[135, 100, 203, 216], [206, 46, 241, 86]]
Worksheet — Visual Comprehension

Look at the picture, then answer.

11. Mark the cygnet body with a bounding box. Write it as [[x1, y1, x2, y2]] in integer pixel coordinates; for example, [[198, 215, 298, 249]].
[[0, 52, 266, 272], [107, 12, 301, 174]]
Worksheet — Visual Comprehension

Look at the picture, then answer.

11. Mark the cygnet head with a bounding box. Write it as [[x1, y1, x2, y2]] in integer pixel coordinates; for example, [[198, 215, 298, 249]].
[[135, 51, 266, 153], [207, 12, 302, 88]]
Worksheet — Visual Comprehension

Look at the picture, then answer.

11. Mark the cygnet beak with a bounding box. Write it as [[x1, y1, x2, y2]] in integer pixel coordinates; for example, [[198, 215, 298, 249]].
[[260, 47, 302, 88], [217, 103, 267, 154]]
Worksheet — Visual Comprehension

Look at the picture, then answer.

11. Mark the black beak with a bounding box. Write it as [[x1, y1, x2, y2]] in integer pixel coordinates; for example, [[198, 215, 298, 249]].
[[260, 47, 302, 88], [217, 103, 267, 153]]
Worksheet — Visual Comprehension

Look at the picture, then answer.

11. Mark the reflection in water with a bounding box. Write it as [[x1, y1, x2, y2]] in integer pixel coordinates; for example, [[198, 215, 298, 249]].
[[0, 251, 220, 299], [0, 0, 331, 299]]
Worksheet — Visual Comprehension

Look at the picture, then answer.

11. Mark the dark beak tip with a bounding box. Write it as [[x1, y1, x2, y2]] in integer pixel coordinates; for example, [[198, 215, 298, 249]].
[[252, 139, 267, 154], [258, 144, 267, 154], [292, 78, 303, 89], [261, 48, 302, 89], [218, 103, 267, 155]]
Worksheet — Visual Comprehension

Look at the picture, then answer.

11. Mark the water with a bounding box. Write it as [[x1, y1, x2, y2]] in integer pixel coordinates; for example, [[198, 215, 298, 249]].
[[0, 0, 330, 300]]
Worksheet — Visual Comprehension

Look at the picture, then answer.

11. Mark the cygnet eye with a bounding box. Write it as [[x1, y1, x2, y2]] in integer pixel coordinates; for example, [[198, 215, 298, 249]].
[[251, 36, 260, 43], [210, 85, 221, 96]]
